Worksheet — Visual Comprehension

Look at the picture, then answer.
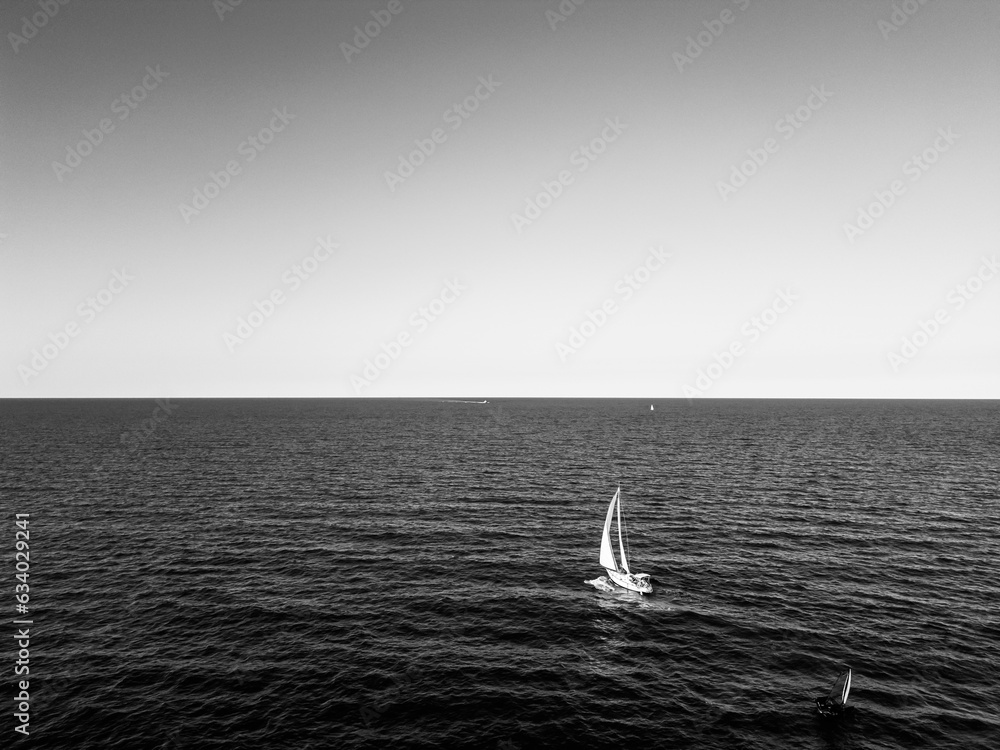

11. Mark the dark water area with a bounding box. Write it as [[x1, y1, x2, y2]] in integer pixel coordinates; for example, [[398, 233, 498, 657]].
[[2, 398, 999, 749]]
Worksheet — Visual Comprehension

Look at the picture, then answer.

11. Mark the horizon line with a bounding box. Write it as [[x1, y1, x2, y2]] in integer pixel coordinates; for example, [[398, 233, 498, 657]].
[[2, 396, 998, 401]]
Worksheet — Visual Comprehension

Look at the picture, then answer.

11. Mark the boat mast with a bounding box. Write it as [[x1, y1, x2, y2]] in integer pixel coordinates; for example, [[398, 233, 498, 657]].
[[616, 486, 630, 574]]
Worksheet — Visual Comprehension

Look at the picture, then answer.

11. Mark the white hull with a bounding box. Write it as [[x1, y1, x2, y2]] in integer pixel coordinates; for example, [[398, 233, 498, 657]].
[[606, 568, 652, 595]]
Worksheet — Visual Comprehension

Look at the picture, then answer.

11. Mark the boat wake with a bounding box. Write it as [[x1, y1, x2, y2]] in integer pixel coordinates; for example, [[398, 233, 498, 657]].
[[585, 577, 618, 593], [586, 578, 678, 611]]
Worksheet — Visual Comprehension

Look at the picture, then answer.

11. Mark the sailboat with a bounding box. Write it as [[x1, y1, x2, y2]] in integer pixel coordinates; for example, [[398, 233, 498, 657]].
[[815, 668, 852, 716], [599, 486, 652, 594], [650, 404, 654, 411]]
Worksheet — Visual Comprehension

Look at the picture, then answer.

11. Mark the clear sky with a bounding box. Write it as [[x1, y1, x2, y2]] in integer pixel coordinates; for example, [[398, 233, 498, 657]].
[[2, 0, 998, 398]]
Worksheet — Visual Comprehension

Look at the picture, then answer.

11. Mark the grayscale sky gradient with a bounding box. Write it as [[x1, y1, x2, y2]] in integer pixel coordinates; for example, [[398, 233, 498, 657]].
[[3, 0, 998, 397]]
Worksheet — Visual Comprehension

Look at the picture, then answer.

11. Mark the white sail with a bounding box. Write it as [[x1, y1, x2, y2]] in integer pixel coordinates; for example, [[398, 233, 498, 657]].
[[616, 487, 630, 574], [840, 669, 852, 705], [829, 669, 851, 706], [599, 488, 620, 572]]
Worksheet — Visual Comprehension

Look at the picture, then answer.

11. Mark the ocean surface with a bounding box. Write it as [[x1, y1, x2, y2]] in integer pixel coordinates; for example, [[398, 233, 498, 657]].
[[3, 398, 999, 749]]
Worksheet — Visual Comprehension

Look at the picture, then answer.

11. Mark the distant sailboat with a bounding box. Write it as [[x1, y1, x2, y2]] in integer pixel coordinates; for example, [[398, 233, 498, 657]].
[[599, 487, 652, 594], [815, 668, 852, 716], [650, 404, 654, 411]]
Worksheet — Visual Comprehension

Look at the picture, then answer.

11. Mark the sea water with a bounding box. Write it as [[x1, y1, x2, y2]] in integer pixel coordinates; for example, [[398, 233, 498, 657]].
[[2, 398, 998, 749]]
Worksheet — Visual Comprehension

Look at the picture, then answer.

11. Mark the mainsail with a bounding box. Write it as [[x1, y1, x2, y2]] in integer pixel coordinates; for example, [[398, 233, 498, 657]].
[[616, 489, 630, 574], [827, 669, 852, 706], [600, 486, 633, 574], [599, 487, 620, 572]]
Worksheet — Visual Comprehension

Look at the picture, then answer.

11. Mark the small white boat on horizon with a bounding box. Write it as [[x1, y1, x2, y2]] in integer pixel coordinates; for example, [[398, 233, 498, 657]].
[[599, 486, 652, 595]]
